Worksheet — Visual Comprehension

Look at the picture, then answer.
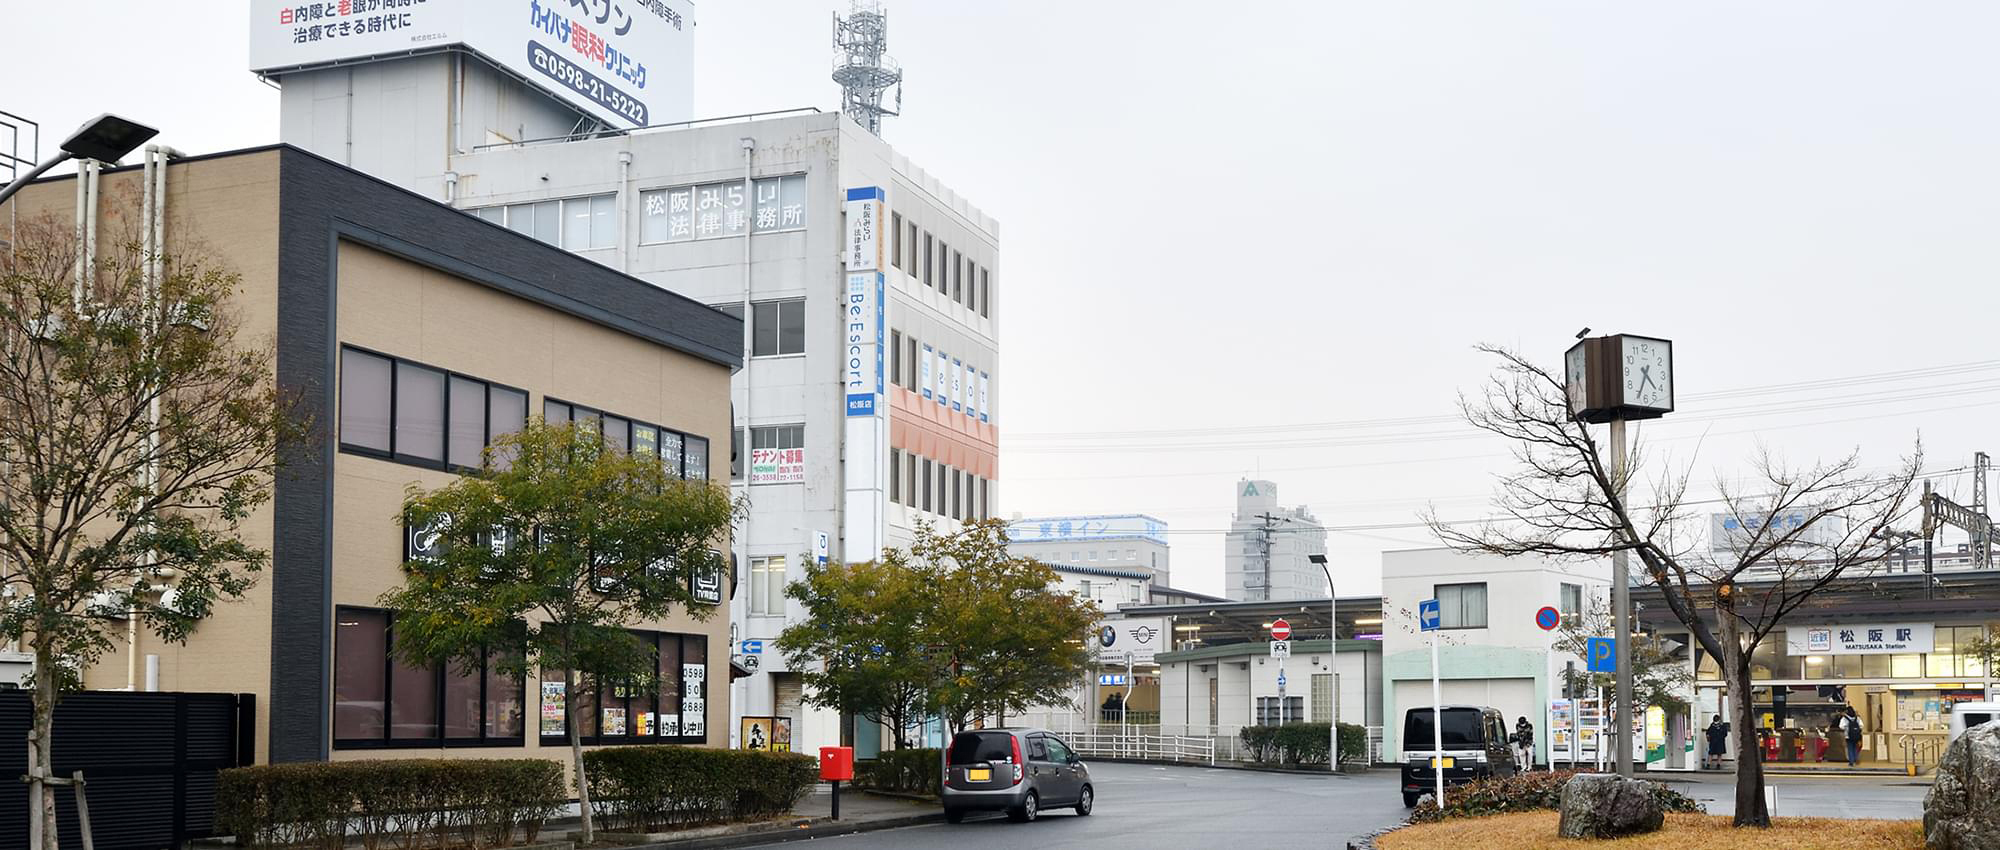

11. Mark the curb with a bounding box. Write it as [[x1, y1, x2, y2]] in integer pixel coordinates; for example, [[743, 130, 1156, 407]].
[[1088, 756, 1367, 777], [614, 813, 946, 850]]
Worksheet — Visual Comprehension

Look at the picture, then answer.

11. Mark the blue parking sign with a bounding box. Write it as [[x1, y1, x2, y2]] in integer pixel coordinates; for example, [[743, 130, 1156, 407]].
[[1587, 637, 1615, 673], [1419, 599, 1441, 632]]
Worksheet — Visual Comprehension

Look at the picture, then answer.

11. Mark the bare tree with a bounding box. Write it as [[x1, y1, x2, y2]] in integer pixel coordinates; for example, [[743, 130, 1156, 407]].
[[0, 210, 304, 849], [1428, 345, 1919, 828]]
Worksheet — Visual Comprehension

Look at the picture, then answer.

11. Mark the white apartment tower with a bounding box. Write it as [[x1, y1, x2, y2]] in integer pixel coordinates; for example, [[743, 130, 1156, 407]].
[[1222, 480, 1329, 602], [253, 2, 1000, 757]]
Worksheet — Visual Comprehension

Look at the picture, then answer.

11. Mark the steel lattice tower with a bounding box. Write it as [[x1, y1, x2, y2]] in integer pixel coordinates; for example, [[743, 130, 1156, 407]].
[[832, 2, 903, 137]]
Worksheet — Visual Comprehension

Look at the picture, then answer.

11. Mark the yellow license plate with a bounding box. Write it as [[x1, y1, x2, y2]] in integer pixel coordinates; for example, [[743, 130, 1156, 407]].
[[967, 768, 991, 781], [1430, 757, 1455, 769]]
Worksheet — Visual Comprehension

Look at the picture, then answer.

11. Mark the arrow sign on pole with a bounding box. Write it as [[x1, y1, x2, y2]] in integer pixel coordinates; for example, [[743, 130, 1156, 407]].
[[1419, 599, 1441, 632]]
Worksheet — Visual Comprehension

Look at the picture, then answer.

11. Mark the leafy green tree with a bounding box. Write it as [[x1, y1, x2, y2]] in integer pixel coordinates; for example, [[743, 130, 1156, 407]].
[[776, 555, 936, 748], [1962, 625, 2000, 695], [380, 421, 736, 845], [924, 521, 1100, 734], [0, 212, 305, 849]]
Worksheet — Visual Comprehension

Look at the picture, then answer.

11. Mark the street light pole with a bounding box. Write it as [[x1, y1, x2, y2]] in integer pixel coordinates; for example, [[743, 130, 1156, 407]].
[[0, 114, 157, 208], [1309, 553, 1337, 774]]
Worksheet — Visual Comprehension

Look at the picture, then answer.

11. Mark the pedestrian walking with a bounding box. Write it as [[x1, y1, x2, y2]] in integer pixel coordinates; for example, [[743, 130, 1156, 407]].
[[1513, 716, 1535, 771], [1704, 714, 1730, 770], [1840, 707, 1863, 766]]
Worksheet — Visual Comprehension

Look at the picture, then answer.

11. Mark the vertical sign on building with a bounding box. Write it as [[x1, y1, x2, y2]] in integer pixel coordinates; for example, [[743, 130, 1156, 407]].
[[951, 357, 964, 413], [964, 362, 977, 419], [934, 348, 950, 407], [978, 371, 991, 424], [920, 344, 935, 401], [843, 187, 889, 568]]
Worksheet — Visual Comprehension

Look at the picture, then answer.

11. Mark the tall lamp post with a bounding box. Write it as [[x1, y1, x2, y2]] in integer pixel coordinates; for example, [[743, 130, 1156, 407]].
[[0, 113, 157, 207], [1564, 333, 1674, 778], [1308, 553, 1338, 774]]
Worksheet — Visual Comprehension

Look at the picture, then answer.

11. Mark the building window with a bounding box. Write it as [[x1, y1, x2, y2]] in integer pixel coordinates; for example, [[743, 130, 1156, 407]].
[[1311, 673, 1333, 723], [1436, 582, 1488, 629], [473, 194, 614, 251], [937, 464, 948, 517], [906, 336, 920, 388], [334, 606, 525, 748], [750, 557, 787, 616], [1078, 580, 1091, 598], [922, 458, 933, 512], [539, 632, 707, 744], [752, 299, 807, 357], [951, 250, 963, 304], [890, 330, 903, 388], [889, 450, 901, 504], [638, 175, 807, 244], [339, 346, 528, 472], [951, 468, 961, 519], [1560, 583, 1583, 621], [907, 454, 919, 510], [545, 396, 708, 480], [890, 212, 902, 270], [979, 267, 990, 317], [936, 240, 949, 293], [922, 233, 933, 287], [745, 425, 804, 485], [1256, 696, 1304, 726], [979, 479, 989, 520]]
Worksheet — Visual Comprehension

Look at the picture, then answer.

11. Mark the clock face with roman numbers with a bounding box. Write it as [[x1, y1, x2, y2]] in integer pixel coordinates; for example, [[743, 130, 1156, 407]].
[[1621, 336, 1672, 410]]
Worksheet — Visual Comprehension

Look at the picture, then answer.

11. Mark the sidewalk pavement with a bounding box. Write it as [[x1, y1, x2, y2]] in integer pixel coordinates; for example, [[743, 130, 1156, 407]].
[[601, 786, 942, 850]]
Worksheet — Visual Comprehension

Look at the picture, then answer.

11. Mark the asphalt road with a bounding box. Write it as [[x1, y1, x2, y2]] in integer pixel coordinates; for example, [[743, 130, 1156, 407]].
[[758, 762, 1412, 849]]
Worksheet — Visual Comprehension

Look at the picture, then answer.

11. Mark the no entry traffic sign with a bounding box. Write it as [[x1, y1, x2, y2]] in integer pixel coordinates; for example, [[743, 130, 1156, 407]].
[[1270, 619, 1292, 641], [1536, 607, 1561, 631]]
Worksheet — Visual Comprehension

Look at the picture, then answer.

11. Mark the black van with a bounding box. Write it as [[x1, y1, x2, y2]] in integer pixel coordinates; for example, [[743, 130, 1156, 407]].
[[1399, 705, 1518, 807]]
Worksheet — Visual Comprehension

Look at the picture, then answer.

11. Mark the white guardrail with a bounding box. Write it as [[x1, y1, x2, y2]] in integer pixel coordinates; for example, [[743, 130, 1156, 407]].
[[1067, 730, 1218, 765]]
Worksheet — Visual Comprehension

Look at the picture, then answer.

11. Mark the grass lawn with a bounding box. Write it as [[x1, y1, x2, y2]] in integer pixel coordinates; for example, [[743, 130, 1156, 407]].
[[1375, 811, 1923, 850]]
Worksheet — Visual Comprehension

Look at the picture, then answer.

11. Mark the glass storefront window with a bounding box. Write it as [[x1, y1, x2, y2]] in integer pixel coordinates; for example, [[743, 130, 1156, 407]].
[[1749, 636, 1793, 679], [1891, 653, 1922, 678], [1697, 647, 1720, 681], [1862, 654, 1891, 678], [1803, 655, 1830, 679]]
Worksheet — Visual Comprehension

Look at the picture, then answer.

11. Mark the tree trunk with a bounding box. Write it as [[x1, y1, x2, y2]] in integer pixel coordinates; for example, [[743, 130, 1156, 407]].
[[566, 669, 595, 845], [31, 641, 57, 850], [1719, 612, 1770, 828]]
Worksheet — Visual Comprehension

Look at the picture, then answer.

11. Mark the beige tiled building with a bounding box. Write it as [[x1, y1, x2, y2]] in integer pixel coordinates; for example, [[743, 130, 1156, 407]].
[[3, 145, 741, 764]]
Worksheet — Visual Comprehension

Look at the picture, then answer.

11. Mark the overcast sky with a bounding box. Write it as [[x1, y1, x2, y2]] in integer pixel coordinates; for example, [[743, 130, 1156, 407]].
[[8, 2, 2000, 598]]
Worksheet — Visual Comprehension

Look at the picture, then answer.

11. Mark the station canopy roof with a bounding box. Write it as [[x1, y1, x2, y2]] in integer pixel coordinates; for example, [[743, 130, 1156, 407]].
[[1110, 596, 1386, 650]]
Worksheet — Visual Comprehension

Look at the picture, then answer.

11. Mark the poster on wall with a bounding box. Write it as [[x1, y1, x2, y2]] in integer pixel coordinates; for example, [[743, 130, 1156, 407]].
[[603, 707, 628, 736], [934, 349, 950, 406], [748, 447, 806, 484], [963, 362, 977, 418], [950, 358, 964, 412], [539, 681, 566, 736], [637, 711, 654, 737], [659, 713, 681, 737], [921, 344, 934, 401], [738, 716, 795, 751], [682, 664, 707, 737]]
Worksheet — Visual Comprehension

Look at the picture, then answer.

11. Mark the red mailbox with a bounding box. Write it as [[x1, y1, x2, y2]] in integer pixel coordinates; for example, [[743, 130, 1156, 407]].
[[819, 746, 854, 782]]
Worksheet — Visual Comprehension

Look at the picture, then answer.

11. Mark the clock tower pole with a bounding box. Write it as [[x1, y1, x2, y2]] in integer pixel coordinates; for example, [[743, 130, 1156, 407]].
[[1609, 415, 1633, 778]]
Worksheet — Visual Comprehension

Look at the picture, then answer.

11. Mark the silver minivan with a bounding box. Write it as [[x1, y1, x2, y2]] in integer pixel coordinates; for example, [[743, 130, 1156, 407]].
[[941, 727, 1093, 823]]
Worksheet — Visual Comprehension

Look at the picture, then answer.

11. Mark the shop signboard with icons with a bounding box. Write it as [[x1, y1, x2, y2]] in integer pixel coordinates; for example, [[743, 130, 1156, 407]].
[[1096, 617, 1166, 664]]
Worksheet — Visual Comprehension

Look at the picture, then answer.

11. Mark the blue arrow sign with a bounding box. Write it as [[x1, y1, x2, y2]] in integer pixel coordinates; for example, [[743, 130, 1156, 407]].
[[1419, 598, 1441, 632], [1587, 637, 1615, 673], [740, 639, 764, 655], [1277, 671, 1287, 688]]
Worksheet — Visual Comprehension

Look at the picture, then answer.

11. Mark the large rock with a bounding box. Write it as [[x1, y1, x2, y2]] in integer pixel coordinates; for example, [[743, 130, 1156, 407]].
[[1557, 773, 1664, 839], [1925, 721, 2000, 850]]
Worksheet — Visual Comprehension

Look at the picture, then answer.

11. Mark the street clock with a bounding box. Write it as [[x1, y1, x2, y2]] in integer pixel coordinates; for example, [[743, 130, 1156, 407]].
[[1565, 334, 1674, 424]]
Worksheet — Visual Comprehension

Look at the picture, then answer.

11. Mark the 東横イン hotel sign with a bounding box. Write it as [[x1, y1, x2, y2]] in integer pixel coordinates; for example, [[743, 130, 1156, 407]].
[[1785, 623, 1935, 656]]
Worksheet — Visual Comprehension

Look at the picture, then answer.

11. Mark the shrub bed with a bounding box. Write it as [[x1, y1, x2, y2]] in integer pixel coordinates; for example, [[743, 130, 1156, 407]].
[[853, 748, 942, 797], [215, 758, 564, 849], [1238, 722, 1369, 766], [1407, 770, 1705, 823], [583, 746, 818, 832]]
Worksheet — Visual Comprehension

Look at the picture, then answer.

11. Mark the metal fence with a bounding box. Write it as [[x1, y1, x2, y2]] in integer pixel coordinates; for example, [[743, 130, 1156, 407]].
[[1067, 730, 1217, 765]]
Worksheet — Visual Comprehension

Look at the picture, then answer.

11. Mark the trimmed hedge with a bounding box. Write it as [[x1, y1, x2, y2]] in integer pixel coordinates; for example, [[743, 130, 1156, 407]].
[[1407, 769, 1706, 823], [215, 758, 564, 849], [584, 746, 818, 832], [853, 748, 942, 797], [1239, 722, 1370, 766]]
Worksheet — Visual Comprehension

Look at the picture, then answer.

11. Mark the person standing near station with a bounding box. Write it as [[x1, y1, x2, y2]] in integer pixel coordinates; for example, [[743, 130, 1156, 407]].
[[1704, 714, 1730, 770], [1841, 706, 1863, 766], [1513, 716, 1535, 771]]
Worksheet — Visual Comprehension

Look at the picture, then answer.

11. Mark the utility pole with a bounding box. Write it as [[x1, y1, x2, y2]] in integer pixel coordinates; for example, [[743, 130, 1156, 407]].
[[1252, 511, 1284, 601]]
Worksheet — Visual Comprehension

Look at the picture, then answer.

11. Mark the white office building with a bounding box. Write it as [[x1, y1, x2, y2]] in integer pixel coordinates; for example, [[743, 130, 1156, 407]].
[[1007, 515, 1172, 586], [1222, 480, 1329, 601], [256, 4, 1000, 757]]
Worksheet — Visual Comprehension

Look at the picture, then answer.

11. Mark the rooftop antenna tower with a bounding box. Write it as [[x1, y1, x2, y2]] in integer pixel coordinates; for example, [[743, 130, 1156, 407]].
[[832, 1, 903, 136]]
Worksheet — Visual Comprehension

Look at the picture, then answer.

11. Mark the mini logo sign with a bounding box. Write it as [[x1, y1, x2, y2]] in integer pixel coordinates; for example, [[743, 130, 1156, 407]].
[[1129, 625, 1159, 644]]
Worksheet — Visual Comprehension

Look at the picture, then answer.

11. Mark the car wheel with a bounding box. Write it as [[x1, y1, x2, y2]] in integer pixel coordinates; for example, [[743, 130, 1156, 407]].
[[1008, 791, 1039, 822], [944, 809, 965, 824], [1075, 784, 1094, 816], [1403, 792, 1420, 808]]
